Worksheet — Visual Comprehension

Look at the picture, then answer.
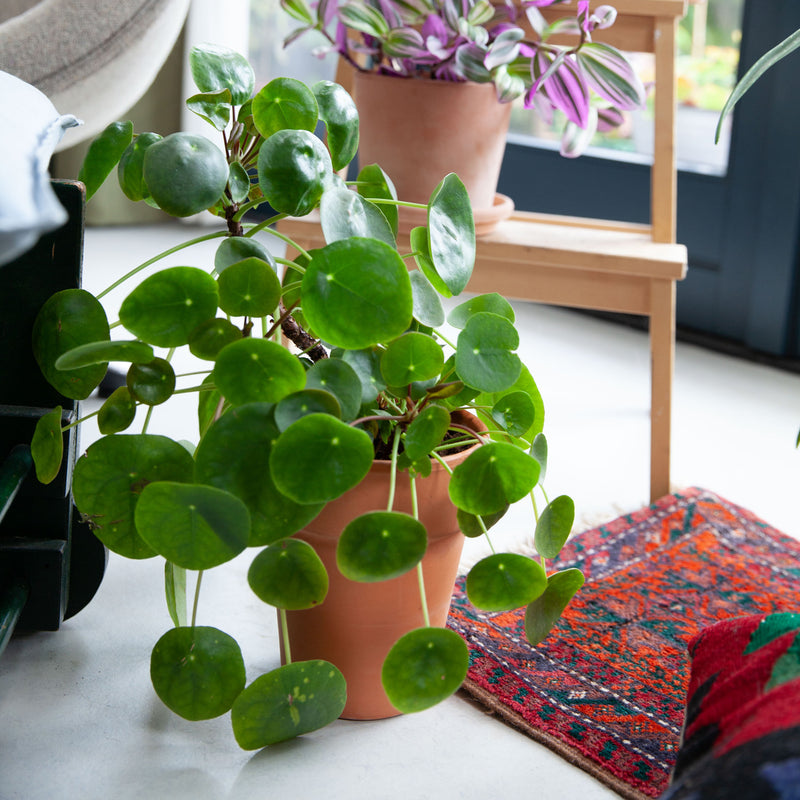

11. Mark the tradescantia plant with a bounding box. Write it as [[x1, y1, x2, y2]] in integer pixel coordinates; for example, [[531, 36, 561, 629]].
[[281, 0, 645, 156], [29, 43, 583, 749]]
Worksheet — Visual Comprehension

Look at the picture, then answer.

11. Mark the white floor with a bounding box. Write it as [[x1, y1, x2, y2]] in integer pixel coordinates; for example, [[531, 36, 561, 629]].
[[3, 223, 800, 800]]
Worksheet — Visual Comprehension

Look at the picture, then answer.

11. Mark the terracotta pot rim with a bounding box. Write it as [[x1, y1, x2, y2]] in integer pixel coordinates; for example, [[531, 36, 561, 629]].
[[353, 71, 498, 94]]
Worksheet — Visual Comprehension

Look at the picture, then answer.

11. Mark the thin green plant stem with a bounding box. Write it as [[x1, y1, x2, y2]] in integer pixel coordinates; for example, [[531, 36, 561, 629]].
[[409, 475, 431, 628], [435, 329, 458, 350], [61, 407, 100, 432], [96, 230, 228, 300], [386, 427, 402, 512], [191, 570, 204, 628], [141, 404, 154, 434], [280, 609, 292, 664]]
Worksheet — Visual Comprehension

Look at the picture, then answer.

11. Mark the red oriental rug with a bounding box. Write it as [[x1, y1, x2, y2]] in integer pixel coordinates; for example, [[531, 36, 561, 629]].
[[447, 488, 800, 799]]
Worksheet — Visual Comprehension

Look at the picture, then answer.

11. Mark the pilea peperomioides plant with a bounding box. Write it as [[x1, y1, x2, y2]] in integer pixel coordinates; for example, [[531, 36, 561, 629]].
[[30, 43, 583, 748]]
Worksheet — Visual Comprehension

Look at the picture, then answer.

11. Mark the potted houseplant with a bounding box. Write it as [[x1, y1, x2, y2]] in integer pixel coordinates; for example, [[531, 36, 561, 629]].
[[280, 0, 646, 228], [29, 43, 583, 748]]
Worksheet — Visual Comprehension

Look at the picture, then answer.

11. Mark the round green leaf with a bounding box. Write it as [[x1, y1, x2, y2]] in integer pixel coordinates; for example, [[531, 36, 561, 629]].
[[474, 365, 544, 443], [319, 187, 394, 246], [143, 132, 229, 217], [135, 481, 250, 569], [55, 339, 153, 370], [98, 386, 137, 434], [248, 538, 328, 609], [229, 160, 251, 203], [339, 347, 386, 404], [31, 406, 63, 485], [455, 312, 521, 393], [217, 257, 282, 317], [403, 405, 451, 462], [380, 332, 444, 387], [409, 270, 445, 328], [119, 266, 219, 347], [258, 129, 331, 217], [525, 568, 585, 646], [215, 236, 276, 272], [78, 120, 134, 200], [449, 442, 540, 515], [530, 432, 548, 483], [305, 358, 362, 421], [336, 511, 427, 582], [313, 80, 359, 171], [466, 553, 547, 612], [457, 506, 508, 538], [447, 293, 515, 329], [150, 626, 245, 721], [194, 403, 324, 545], [491, 391, 535, 437], [231, 661, 346, 749], [189, 43, 255, 106], [382, 627, 469, 713], [302, 238, 413, 349], [72, 434, 195, 558], [32, 289, 110, 399], [274, 389, 341, 431], [117, 132, 162, 201], [270, 413, 374, 504], [186, 88, 232, 131], [214, 338, 306, 406], [427, 173, 475, 297], [188, 317, 241, 360], [357, 163, 398, 236], [126, 358, 176, 405], [534, 495, 575, 560], [252, 77, 318, 139]]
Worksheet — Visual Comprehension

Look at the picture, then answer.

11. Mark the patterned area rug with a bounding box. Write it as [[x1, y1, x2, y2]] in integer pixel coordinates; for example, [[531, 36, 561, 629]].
[[447, 488, 800, 799]]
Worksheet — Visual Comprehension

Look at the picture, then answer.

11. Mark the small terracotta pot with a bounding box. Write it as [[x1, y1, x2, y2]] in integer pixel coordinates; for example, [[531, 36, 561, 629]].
[[353, 71, 514, 232], [283, 409, 486, 720]]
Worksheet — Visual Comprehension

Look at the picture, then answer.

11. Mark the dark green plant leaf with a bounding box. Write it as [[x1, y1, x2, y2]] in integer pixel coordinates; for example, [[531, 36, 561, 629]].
[[525, 568, 585, 646], [186, 88, 232, 131], [274, 389, 341, 431], [258, 129, 331, 216], [72, 434, 194, 558], [340, 347, 385, 404], [135, 481, 250, 569], [195, 403, 324, 545], [164, 560, 187, 628], [252, 77, 318, 139], [403, 405, 450, 462], [281, 0, 315, 25], [357, 163, 398, 236], [31, 406, 63, 484], [380, 332, 444, 387], [474, 365, 544, 443], [248, 538, 328, 609], [302, 238, 413, 349], [117, 132, 162, 201], [98, 386, 137, 434], [143, 132, 229, 217], [455, 312, 521, 393], [150, 626, 246, 720], [449, 442, 539, 515], [457, 506, 508, 538], [491, 391, 535, 437], [305, 358, 362, 420], [55, 339, 153, 370], [409, 270, 445, 328], [127, 358, 176, 405], [427, 173, 475, 297], [78, 120, 134, 200], [188, 317, 241, 360], [337, 511, 427, 582], [382, 627, 469, 713], [448, 293, 515, 329], [231, 661, 346, 749], [411, 225, 448, 297], [197, 374, 224, 436], [270, 413, 374, 504], [530, 433, 548, 483], [313, 80, 359, 171], [190, 43, 255, 106], [217, 256, 282, 317], [119, 266, 219, 347], [466, 553, 547, 612], [228, 160, 251, 203], [215, 236, 277, 272], [214, 338, 306, 406], [534, 495, 575, 560], [32, 289, 110, 399], [320, 187, 394, 246]]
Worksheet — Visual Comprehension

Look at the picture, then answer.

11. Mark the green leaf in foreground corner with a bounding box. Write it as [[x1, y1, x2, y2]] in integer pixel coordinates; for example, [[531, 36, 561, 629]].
[[248, 538, 328, 610], [31, 407, 63, 485], [231, 661, 347, 749], [150, 626, 245, 721], [382, 627, 469, 713], [534, 495, 575, 560], [466, 553, 547, 612], [524, 568, 585, 646]]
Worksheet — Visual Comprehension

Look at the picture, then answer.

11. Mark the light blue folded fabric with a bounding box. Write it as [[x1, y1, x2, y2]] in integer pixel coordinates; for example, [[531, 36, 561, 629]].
[[0, 71, 81, 266]]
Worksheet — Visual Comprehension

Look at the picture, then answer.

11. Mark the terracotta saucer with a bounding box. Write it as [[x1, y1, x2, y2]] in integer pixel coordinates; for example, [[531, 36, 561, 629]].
[[397, 193, 515, 237]]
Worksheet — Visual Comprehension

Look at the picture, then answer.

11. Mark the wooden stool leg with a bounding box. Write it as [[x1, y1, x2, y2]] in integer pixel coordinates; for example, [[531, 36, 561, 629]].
[[649, 279, 676, 502]]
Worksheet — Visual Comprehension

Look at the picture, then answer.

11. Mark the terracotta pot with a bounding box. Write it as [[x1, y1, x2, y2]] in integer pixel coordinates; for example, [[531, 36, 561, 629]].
[[353, 71, 514, 234], [283, 409, 486, 720]]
